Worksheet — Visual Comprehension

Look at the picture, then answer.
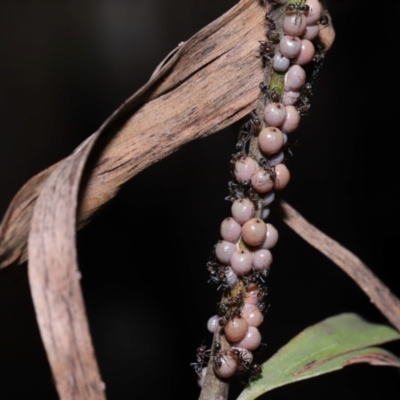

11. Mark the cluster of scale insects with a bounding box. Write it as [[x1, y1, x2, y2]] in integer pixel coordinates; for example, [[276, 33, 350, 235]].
[[192, 0, 329, 388]]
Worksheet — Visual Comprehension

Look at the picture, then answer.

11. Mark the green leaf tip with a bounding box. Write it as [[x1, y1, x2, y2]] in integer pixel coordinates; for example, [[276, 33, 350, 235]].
[[237, 313, 400, 400]]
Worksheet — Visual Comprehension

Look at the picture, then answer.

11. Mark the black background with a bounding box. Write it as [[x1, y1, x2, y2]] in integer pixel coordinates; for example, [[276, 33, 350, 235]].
[[1, 1, 400, 399]]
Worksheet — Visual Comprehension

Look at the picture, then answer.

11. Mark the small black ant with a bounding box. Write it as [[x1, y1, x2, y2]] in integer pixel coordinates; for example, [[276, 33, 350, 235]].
[[218, 294, 243, 311], [286, 1, 309, 25], [257, 301, 267, 313], [301, 82, 313, 97], [282, 138, 298, 162], [218, 308, 242, 327], [235, 111, 261, 154], [262, 0, 278, 13], [225, 180, 242, 202], [217, 302, 230, 316], [231, 348, 252, 371], [217, 294, 244, 325], [212, 342, 230, 371], [190, 344, 210, 374], [225, 180, 259, 209], [309, 43, 326, 81], [240, 363, 263, 386], [286, 2, 309, 13], [207, 260, 231, 291], [248, 363, 262, 382], [259, 40, 275, 65], [295, 95, 310, 116], [256, 284, 268, 300], [230, 153, 246, 177], [260, 158, 277, 182], [266, 30, 280, 43], [243, 268, 270, 286], [319, 14, 329, 26], [259, 82, 280, 103], [318, 10, 329, 28], [225, 293, 244, 307], [264, 9, 276, 30], [313, 51, 325, 66]]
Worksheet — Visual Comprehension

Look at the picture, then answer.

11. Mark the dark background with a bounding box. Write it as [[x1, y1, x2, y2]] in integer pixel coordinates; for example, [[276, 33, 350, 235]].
[[1, 1, 400, 399]]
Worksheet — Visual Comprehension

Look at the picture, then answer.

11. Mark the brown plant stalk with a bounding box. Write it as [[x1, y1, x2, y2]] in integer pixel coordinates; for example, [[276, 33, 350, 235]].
[[274, 200, 400, 333]]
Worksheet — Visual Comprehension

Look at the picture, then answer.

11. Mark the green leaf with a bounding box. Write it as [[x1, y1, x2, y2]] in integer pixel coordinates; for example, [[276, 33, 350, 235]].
[[237, 313, 400, 400]]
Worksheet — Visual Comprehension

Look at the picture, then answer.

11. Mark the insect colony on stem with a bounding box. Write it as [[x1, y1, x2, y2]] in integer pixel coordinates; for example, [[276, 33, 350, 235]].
[[193, 0, 329, 387]]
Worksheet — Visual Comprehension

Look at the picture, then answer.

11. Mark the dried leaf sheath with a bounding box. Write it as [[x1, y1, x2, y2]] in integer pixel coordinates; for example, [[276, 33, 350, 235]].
[[28, 138, 106, 400], [0, 0, 265, 269]]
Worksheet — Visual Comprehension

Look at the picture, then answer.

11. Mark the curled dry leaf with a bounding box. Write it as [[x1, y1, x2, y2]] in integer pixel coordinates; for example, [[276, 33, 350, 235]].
[[274, 199, 400, 333], [28, 138, 106, 399], [341, 349, 400, 368], [0, 0, 266, 269]]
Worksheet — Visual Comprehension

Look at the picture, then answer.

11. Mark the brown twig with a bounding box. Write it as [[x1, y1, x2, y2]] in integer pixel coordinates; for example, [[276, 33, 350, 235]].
[[275, 199, 400, 332], [198, 331, 230, 400]]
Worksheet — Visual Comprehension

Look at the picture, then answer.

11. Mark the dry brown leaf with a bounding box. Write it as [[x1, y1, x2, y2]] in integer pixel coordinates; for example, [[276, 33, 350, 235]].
[[342, 351, 400, 368], [28, 138, 106, 399], [0, 0, 265, 269], [275, 199, 400, 333]]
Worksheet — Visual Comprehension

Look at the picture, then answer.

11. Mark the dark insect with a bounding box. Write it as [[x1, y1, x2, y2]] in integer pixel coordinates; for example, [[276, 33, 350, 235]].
[[231, 348, 252, 371], [225, 180, 242, 202], [190, 344, 210, 374], [318, 10, 329, 28], [259, 158, 277, 182], [217, 293, 244, 326], [265, 13, 273, 23], [267, 30, 280, 43], [230, 154, 246, 178], [282, 138, 299, 161], [248, 363, 263, 381], [240, 363, 263, 386], [256, 284, 268, 300], [313, 51, 325, 66], [310, 44, 326, 81], [286, 1, 309, 25], [218, 308, 242, 327], [319, 14, 329, 26], [259, 40, 275, 65], [218, 294, 243, 312], [257, 301, 270, 314], [207, 260, 230, 291], [235, 111, 261, 155], [243, 268, 270, 286], [295, 95, 310, 116], [212, 340, 221, 355], [217, 302, 230, 316], [225, 180, 259, 209], [259, 82, 280, 103], [286, 2, 310, 13], [262, 0, 278, 12], [212, 341, 226, 370], [301, 82, 313, 97], [225, 293, 244, 307]]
